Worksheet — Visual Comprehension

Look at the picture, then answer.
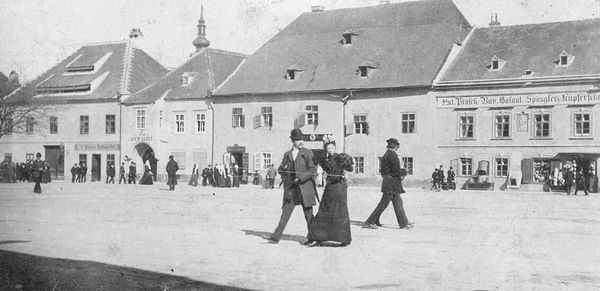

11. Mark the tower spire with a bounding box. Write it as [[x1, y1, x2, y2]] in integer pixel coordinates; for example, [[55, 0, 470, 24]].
[[193, 5, 210, 51]]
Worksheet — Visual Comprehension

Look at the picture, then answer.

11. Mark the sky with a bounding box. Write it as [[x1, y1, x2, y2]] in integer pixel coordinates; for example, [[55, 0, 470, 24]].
[[1, 0, 600, 82]]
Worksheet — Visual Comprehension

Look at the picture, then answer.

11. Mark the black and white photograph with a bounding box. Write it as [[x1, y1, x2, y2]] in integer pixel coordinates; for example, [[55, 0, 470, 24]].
[[1, 0, 600, 289]]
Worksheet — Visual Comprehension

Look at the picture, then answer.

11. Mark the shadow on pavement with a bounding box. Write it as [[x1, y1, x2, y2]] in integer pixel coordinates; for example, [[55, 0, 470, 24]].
[[242, 229, 306, 243], [350, 220, 399, 230], [0, 240, 30, 245], [0, 249, 250, 291]]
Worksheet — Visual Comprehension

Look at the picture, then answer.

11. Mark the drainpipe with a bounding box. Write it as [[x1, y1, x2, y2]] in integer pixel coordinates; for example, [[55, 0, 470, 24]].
[[208, 89, 214, 165], [341, 90, 352, 152], [118, 91, 123, 165]]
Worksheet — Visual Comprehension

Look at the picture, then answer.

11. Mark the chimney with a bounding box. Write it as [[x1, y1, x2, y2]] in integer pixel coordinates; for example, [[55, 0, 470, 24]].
[[311, 5, 325, 12], [129, 28, 143, 39], [380, 0, 390, 4], [489, 13, 501, 27]]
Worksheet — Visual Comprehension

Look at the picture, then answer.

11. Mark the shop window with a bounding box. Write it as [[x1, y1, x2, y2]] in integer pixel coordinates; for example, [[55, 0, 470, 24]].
[[495, 157, 509, 177], [49, 116, 58, 134], [4, 153, 12, 162], [25, 117, 34, 135], [232, 107, 245, 128], [401, 113, 416, 134], [105, 114, 116, 134], [532, 158, 553, 184], [306, 105, 318, 125], [533, 113, 551, 137], [354, 114, 368, 134], [106, 154, 115, 167], [573, 112, 591, 137], [458, 115, 474, 139], [196, 113, 206, 133], [459, 157, 473, 176], [80, 115, 89, 134], [175, 114, 185, 133], [171, 152, 186, 170], [494, 114, 510, 138], [25, 153, 33, 162], [136, 109, 146, 129], [354, 156, 364, 173], [401, 157, 414, 175]]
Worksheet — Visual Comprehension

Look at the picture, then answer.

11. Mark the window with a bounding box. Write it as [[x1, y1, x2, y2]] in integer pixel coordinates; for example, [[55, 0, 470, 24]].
[[495, 157, 509, 177], [79, 115, 89, 134], [262, 153, 272, 169], [286, 70, 297, 80], [196, 113, 206, 133], [458, 115, 474, 138], [49, 116, 58, 134], [25, 153, 33, 162], [5, 118, 13, 135], [25, 117, 34, 135], [79, 154, 87, 165], [489, 56, 506, 71], [358, 66, 368, 77], [491, 60, 499, 70], [533, 113, 550, 137], [558, 51, 574, 67], [105, 114, 116, 134], [232, 107, 245, 128], [106, 154, 115, 167], [459, 157, 473, 176], [136, 109, 145, 129], [494, 114, 510, 138], [533, 158, 552, 184], [401, 113, 416, 134], [401, 157, 414, 175], [171, 152, 186, 170], [354, 157, 364, 173], [354, 115, 368, 134], [4, 153, 12, 162], [261, 107, 273, 127], [306, 105, 318, 125], [175, 114, 185, 133], [574, 112, 591, 137], [560, 55, 568, 66]]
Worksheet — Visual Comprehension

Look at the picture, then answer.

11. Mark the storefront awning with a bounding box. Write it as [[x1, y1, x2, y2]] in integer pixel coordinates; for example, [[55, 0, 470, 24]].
[[553, 153, 600, 160]]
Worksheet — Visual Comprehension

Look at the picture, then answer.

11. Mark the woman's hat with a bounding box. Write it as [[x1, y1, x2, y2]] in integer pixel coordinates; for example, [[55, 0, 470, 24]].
[[290, 128, 303, 141], [386, 138, 399, 146]]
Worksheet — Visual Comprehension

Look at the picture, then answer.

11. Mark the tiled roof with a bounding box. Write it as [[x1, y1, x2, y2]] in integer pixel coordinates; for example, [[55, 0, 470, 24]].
[[18, 41, 168, 102], [124, 48, 245, 104], [215, 0, 470, 96], [438, 17, 600, 83]]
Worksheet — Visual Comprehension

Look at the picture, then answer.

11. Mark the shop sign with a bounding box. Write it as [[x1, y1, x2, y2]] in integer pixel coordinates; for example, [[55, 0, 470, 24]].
[[130, 130, 153, 142], [437, 92, 600, 108], [74, 143, 120, 151]]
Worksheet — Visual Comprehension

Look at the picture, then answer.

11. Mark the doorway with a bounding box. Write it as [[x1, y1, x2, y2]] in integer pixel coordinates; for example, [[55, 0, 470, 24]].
[[92, 154, 101, 182], [44, 145, 64, 180], [135, 143, 157, 181]]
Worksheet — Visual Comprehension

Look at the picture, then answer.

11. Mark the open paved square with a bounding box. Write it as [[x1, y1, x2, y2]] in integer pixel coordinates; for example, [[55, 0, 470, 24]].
[[1, 182, 600, 290]]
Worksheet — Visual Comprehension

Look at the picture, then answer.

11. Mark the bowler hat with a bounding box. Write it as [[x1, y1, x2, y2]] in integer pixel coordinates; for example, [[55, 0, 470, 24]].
[[386, 138, 399, 147], [36, 152, 42, 158], [290, 128, 303, 141]]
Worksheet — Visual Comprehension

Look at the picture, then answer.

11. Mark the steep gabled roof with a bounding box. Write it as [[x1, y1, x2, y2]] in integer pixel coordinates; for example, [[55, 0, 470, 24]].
[[17, 41, 168, 103], [124, 48, 245, 104], [215, 0, 470, 96], [437, 17, 600, 85]]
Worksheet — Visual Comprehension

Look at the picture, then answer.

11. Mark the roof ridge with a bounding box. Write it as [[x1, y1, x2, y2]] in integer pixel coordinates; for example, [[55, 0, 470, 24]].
[[476, 16, 600, 31], [80, 40, 128, 47], [206, 48, 247, 58]]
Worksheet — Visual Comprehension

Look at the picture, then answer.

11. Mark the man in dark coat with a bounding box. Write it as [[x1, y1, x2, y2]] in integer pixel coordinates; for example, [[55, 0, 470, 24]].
[[106, 162, 115, 183], [166, 155, 179, 191], [81, 163, 88, 183], [32, 153, 44, 193], [128, 162, 137, 184], [447, 167, 456, 190], [76, 162, 82, 183], [437, 165, 445, 190], [574, 168, 589, 195], [268, 128, 317, 244], [118, 162, 127, 184], [564, 166, 575, 195], [365, 138, 413, 229], [70, 164, 77, 183]]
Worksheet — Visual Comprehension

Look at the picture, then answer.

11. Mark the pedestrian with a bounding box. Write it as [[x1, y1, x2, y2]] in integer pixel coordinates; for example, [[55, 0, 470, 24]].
[[307, 140, 353, 247], [430, 168, 438, 191], [81, 162, 88, 183], [139, 160, 153, 185], [437, 165, 445, 190], [106, 162, 115, 184], [267, 128, 317, 244], [207, 165, 215, 186], [128, 162, 137, 184], [118, 162, 127, 184], [232, 164, 241, 188], [365, 138, 413, 229], [70, 163, 77, 183], [564, 166, 575, 195], [574, 168, 589, 196], [201, 165, 209, 186], [189, 164, 199, 186], [447, 167, 456, 190], [32, 153, 43, 194], [266, 164, 277, 189], [76, 162, 82, 183], [166, 155, 179, 190], [42, 162, 51, 183]]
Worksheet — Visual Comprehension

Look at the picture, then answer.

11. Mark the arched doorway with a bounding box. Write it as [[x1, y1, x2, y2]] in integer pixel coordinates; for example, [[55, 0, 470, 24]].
[[135, 143, 158, 181]]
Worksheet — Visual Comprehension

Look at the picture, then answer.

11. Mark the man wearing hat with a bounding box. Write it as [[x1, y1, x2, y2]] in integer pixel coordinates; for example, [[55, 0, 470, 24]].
[[31, 152, 44, 194], [166, 155, 179, 191], [268, 128, 318, 244], [365, 138, 413, 229]]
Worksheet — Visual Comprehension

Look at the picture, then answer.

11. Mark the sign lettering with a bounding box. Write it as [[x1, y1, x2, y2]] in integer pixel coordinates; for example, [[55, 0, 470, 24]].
[[437, 92, 600, 108]]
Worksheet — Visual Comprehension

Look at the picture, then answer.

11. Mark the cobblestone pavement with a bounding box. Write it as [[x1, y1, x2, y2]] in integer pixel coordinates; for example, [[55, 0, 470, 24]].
[[1, 182, 599, 290]]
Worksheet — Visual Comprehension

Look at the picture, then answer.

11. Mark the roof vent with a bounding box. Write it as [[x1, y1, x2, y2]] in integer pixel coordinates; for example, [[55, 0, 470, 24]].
[[311, 5, 325, 12]]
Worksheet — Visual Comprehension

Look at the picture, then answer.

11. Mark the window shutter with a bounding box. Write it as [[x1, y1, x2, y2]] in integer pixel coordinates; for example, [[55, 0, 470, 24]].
[[253, 115, 261, 129], [521, 159, 534, 184], [242, 153, 249, 172], [364, 122, 369, 135], [231, 115, 236, 128], [223, 153, 231, 166], [254, 153, 262, 171], [241, 115, 245, 128], [294, 112, 306, 128], [345, 123, 354, 136]]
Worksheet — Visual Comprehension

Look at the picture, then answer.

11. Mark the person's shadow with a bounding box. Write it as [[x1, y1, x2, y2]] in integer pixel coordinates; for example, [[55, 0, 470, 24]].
[[242, 230, 307, 244]]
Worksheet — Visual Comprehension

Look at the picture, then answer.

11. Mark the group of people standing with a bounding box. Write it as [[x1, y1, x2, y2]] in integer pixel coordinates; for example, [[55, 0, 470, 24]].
[[430, 165, 456, 191], [266, 129, 413, 247], [1, 159, 53, 184], [562, 164, 593, 196], [69, 162, 88, 183], [194, 163, 243, 188]]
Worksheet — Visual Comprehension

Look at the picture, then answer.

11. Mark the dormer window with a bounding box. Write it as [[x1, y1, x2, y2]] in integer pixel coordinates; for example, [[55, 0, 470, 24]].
[[63, 52, 112, 75], [341, 29, 358, 45], [523, 69, 534, 77], [489, 55, 506, 71], [558, 51, 574, 67], [182, 72, 198, 86], [284, 64, 305, 80], [356, 60, 379, 78]]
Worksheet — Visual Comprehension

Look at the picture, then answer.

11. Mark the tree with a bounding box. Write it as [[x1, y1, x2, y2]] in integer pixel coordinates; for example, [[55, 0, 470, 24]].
[[0, 71, 49, 139]]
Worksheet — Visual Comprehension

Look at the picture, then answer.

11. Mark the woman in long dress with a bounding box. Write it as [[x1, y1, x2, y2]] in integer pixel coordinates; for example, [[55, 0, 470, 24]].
[[139, 160, 154, 185], [307, 141, 354, 247]]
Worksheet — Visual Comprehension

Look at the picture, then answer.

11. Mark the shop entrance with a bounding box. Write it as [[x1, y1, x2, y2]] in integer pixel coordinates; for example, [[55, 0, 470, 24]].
[[44, 145, 64, 180], [135, 143, 157, 181], [91, 154, 101, 182]]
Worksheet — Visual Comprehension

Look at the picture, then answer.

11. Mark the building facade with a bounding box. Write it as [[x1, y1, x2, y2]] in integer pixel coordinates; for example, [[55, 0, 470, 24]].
[[434, 18, 600, 192]]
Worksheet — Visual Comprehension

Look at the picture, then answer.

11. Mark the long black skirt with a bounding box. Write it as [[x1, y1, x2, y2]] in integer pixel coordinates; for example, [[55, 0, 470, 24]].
[[139, 172, 153, 185], [308, 181, 351, 244]]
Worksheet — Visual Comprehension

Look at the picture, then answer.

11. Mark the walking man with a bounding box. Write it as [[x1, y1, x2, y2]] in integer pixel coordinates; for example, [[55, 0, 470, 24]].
[[106, 162, 115, 184], [268, 129, 317, 244], [81, 163, 88, 183], [32, 153, 44, 194], [437, 165, 445, 190], [70, 163, 77, 183], [118, 162, 127, 184], [574, 168, 589, 195], [365, 138, 413, 229], [128, 162, 137, 184], [447, 166, 456, 190], [166, 155, 179, 191], [564, 166, 575, 195]]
